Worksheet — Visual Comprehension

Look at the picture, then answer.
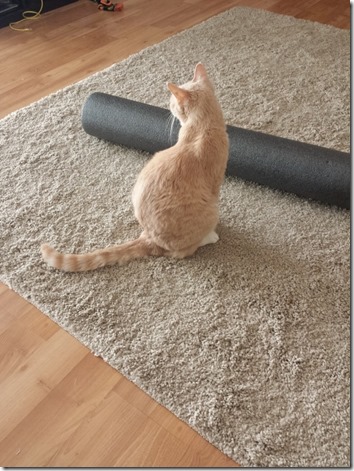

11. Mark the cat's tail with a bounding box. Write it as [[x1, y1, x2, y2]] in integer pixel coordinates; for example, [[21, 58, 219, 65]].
[[41, 236, 162, 272]]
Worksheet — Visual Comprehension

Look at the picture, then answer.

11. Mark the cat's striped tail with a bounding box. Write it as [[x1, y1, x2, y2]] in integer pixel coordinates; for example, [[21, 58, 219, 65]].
[[41, 236, 161, 272]]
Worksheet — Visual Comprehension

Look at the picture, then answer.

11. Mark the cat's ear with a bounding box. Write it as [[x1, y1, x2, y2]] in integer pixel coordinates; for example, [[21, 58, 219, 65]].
[[193, 63, 208, 82], [167, 82, 191, 104]]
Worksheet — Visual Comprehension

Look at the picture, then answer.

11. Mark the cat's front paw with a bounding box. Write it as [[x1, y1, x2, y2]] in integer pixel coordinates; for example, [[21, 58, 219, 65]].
[[200, 231, 219, 247]]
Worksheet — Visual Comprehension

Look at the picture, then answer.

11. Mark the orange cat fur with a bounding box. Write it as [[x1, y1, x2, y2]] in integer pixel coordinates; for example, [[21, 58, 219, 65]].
[[41, 63, 229, 272]]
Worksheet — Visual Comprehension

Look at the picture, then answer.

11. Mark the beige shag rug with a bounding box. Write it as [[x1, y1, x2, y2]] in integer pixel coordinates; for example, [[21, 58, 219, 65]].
[[0, 7, 350, 467]]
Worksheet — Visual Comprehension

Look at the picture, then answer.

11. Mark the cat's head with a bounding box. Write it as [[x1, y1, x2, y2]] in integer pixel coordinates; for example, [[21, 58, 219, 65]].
[[167, 63, 214, 124]]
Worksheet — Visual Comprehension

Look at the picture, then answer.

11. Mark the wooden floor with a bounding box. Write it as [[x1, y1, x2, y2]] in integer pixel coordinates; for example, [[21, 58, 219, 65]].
[[0, 0, 349, 467]]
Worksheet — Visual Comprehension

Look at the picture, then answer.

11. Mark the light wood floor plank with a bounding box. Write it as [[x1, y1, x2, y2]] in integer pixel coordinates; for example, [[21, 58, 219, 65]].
[[0, 328, 87, 443]]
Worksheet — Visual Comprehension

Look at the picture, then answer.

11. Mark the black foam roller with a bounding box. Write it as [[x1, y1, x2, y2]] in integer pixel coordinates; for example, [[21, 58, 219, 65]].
[[82, 92, 350, 209]]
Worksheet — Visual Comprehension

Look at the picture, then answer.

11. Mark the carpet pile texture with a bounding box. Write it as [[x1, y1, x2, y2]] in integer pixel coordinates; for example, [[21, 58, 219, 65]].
[[0, 7, 350, 467]]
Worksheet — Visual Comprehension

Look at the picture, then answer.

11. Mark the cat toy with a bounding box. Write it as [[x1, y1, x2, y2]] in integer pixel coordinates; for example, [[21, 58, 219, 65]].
[[90, 0, 123, 11]]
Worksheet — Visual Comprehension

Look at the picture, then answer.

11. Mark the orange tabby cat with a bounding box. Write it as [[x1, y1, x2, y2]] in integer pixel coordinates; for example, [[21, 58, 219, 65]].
[[41, 63, 229, 271]]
